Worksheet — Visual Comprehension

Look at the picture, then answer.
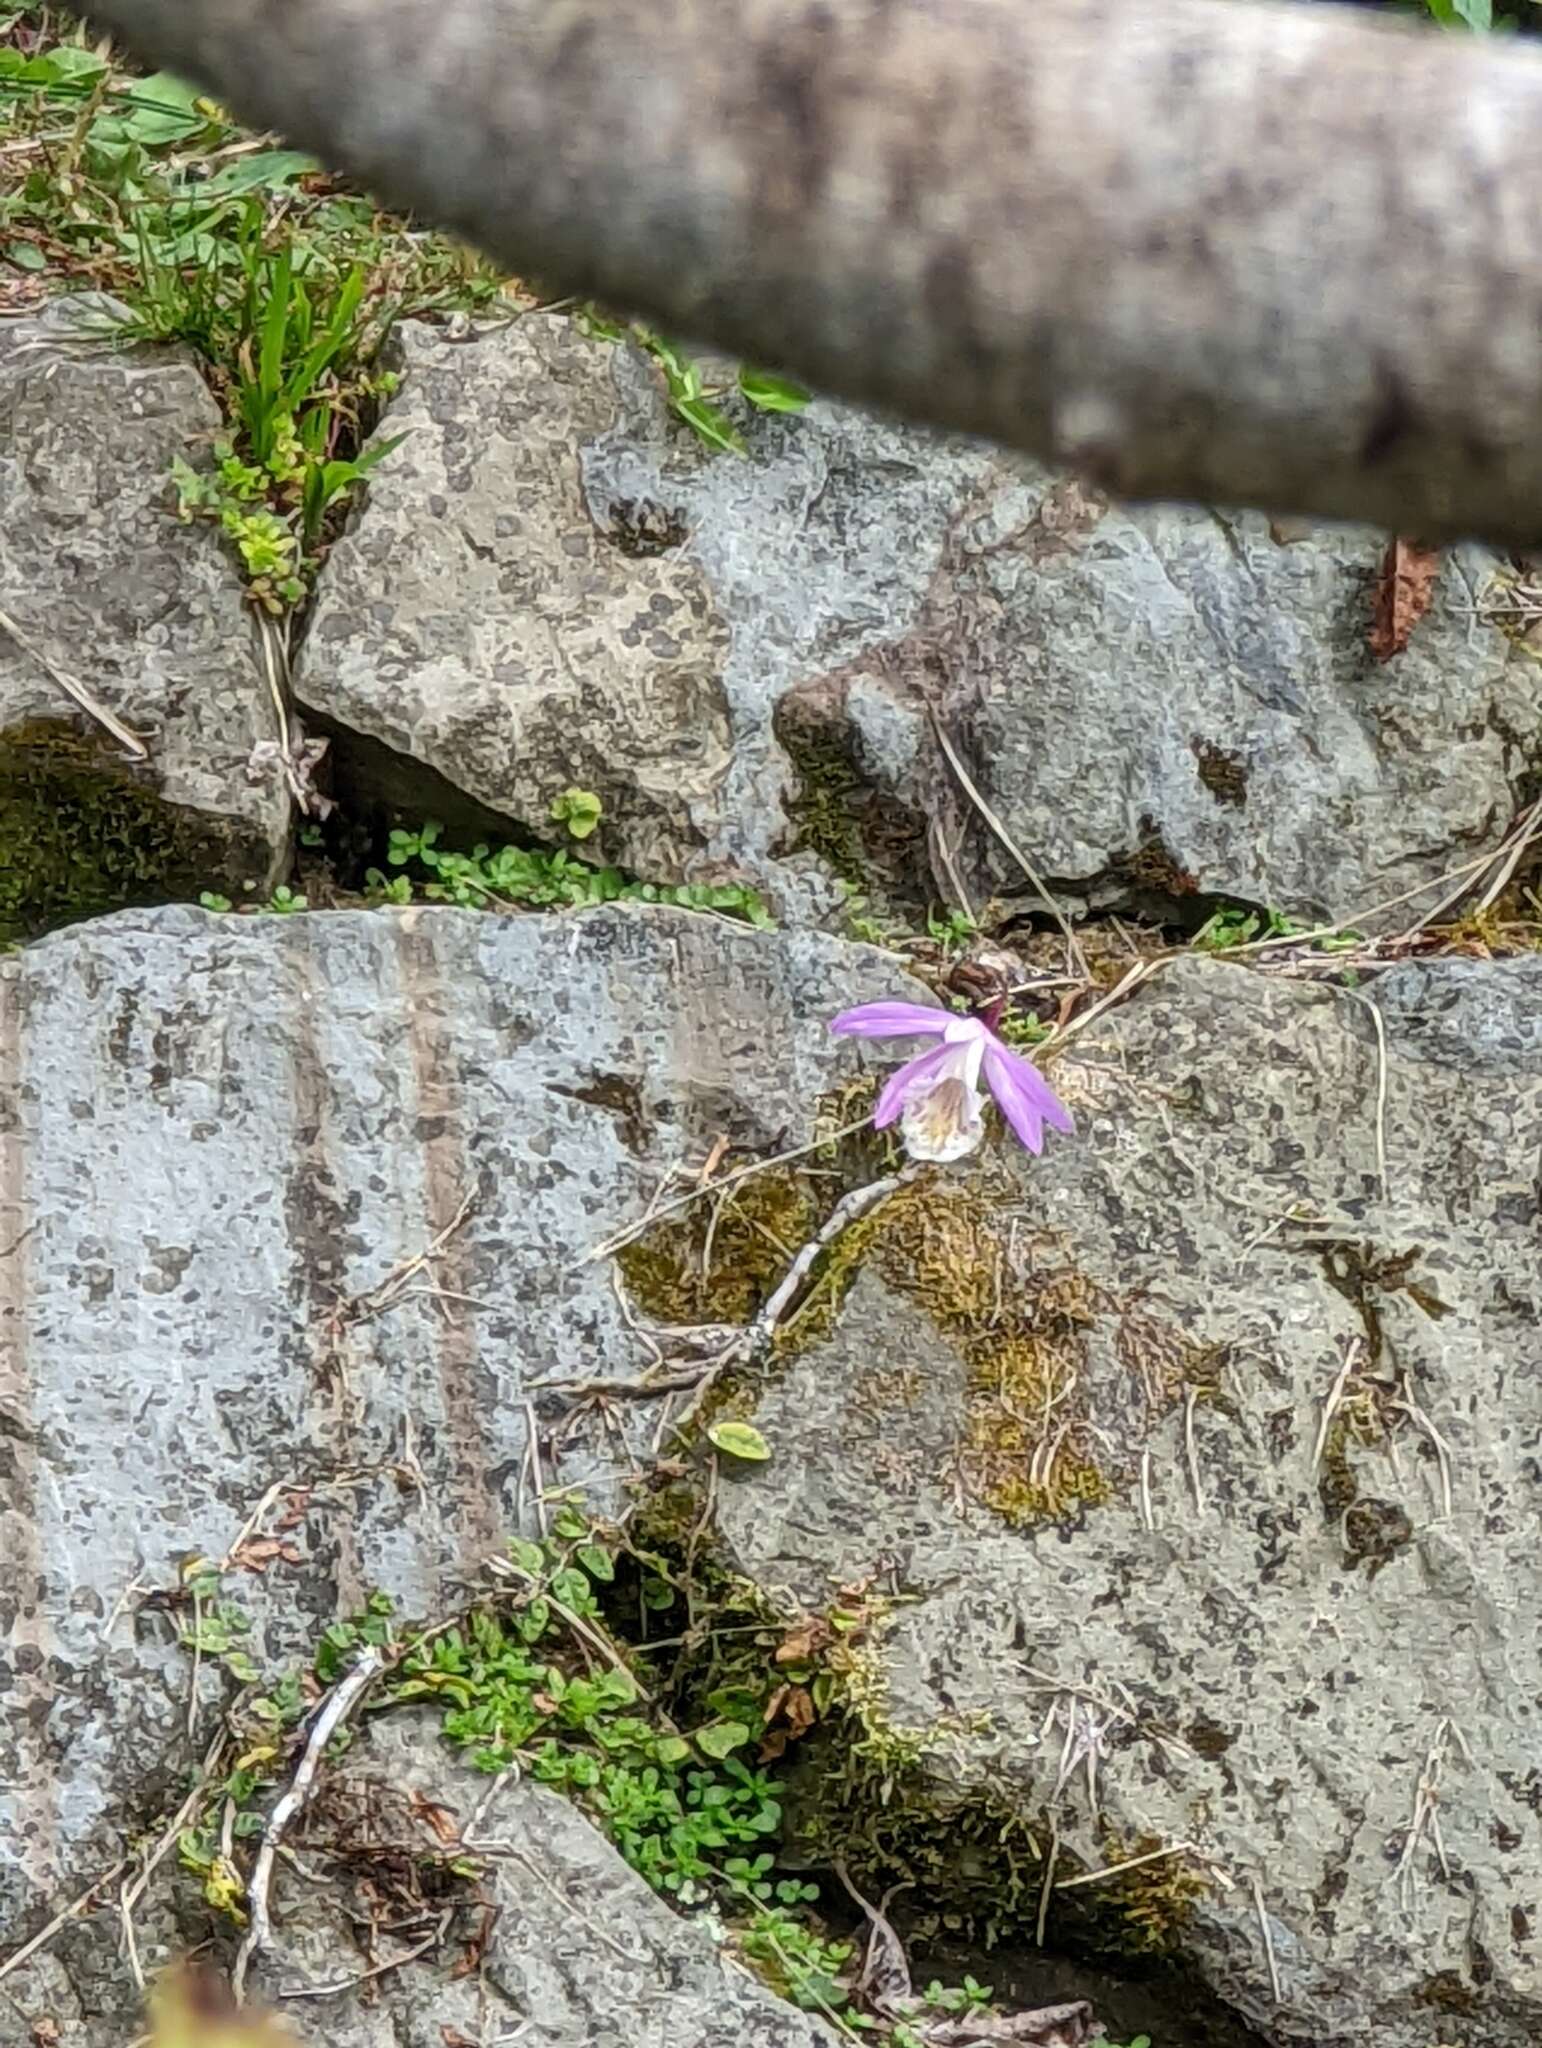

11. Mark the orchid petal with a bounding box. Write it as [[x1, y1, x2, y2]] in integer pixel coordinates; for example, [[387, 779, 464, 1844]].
[[873, 1040, 956, 1126], [830, 1001, 954, 1041], [982, 1042, 1075, 1155]]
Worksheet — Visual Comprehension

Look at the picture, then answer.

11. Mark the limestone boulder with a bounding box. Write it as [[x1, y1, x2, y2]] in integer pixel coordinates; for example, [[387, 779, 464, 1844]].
[[297, 313, 1534, 933], [11, 1709, 840, 2048], [292, 314, 1006, 909], [0, 296, 288, 942]]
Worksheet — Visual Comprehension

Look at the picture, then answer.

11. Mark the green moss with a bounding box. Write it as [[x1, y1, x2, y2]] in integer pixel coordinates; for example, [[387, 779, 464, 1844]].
[[1189, 738, 1249, 807], [0, 719, 259, 943], [773, 700, 931, 925], [1110, 817, 1201, 903], [1317, 1413, 1359, 1525], [626, 1461, 1213, 1967], [1417, 1969, 1481, 2016], [617, 1169, 818, 1327], [1085, 1831, 1211, 1955], [782, 1178, 1124, 1528], [792, 1716, 1210, 1956], [1313, 1337, 1416, 1577], [621, 1096, 1223, 1544]]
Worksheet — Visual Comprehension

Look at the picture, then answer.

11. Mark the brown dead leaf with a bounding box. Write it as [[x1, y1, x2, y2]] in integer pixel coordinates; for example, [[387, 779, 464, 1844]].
[[441, 2030, 479, 2048], [229, 1536, 303, 1574], [31, 2020, 62, 2047], [409, 1792, 461, 1845], [1369, 536, 1442, 661], [759, 1682, 817, 1760], [775, 1617, 833, 1665], [273, 1491, 310, 1533]]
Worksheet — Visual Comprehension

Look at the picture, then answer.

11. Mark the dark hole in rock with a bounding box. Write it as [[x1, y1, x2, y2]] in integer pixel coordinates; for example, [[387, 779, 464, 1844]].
[[911, 1928, 1275, 2048]]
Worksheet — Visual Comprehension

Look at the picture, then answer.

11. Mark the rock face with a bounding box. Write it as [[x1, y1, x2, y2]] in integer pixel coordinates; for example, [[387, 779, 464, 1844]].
[[292, 314, 1006, 908], [12, 1708, 837, 2048], [295, 316, 740, 882], [792, 494, 1537, 931], [251, 1715, 837, 2048], [0, 297, 289, 941], [297, 312, 1532, 930], [714, 954, 1542, 2048], [6, 298, 1542, 2048], [0, 903, 897, 2036]]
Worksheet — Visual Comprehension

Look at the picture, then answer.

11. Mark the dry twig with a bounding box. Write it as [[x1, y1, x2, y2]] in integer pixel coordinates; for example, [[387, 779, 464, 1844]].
[[0, 601, 148, 758], [232, 1647, 386, 2004]]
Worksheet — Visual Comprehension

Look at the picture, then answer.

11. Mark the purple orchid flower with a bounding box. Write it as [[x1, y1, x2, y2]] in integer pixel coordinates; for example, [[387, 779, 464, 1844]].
[[830, 1000, 1074, 1164]]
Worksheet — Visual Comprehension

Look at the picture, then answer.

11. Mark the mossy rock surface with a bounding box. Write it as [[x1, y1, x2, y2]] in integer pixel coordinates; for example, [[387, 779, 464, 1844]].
[[710, 956, 1542, 2048], [0, 720, 271, 943]]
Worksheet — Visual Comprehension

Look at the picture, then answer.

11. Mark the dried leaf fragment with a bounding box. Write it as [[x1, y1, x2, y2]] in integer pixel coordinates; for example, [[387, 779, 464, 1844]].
[[1369, 536, 1442, 660], [758, 1681, 817, 1759], [775, 1615, 834, 1665]]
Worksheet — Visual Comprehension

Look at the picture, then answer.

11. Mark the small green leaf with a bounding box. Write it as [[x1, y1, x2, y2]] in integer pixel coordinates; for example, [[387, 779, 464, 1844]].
[[198, 149, 319, 195], [738, 367, 812, 414], [507, 1536, 545, 1574], [3, 242, 47, 272], [16, 45, 108, 86], [673, 396, 747, 457], [694, 1719, 751, 1759], [116, 72, 207, 146], [708, 1420, 771, 1463], [655, 1734, 691, 1765], [577, 1542, 615, 1581], [551, 787, 604, 841]]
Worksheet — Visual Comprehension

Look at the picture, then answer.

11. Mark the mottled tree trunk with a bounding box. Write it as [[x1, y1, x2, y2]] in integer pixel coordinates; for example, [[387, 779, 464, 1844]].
[[85, 0, 1542, 542]]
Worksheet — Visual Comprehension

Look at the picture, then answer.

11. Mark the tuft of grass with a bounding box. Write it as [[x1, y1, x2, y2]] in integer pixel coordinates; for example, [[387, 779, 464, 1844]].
[[2, 16, 503, 608]]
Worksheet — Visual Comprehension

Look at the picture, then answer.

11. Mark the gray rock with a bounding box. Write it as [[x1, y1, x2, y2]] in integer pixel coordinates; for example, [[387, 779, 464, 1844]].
[[712, 953, 1542, 2048], [254, 1715, 837, 2048], [927, 497, 1536, 929], [295, 317, 739, 883], [5, 1708, 838, 2048], [0, 296, 289, 940], [298, 314, 1532, 932], [0, 902, 901, 2029], [294, 313, 998, 913], [782, 485, 1538, 931]]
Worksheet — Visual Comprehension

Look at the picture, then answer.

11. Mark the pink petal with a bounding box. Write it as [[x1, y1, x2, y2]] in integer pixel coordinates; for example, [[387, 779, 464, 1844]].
[[830, 1001, 953, 1041], [873, 1041, 956, 1127], [982, 1042, 1075, 1155]]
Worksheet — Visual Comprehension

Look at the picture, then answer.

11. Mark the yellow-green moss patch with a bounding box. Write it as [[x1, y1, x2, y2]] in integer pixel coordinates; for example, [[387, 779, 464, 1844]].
[[616, 1167, 818, 1326], [780, 1178, 1113, 1526]]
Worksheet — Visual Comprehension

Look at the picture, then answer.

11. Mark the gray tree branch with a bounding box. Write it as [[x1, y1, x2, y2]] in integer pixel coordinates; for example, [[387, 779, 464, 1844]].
[[82, 0, 1542, 543]]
